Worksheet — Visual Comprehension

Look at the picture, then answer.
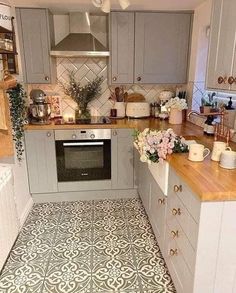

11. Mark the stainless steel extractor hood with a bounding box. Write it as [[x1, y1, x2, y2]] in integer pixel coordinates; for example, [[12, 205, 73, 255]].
[[50, 12, 109, 57]]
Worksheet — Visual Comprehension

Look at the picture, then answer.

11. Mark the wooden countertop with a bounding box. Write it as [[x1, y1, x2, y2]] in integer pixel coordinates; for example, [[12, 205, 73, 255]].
[[25, 118, 236, 202]]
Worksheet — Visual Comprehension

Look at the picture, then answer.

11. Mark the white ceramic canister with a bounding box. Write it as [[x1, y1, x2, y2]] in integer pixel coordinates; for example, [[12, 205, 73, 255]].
[[114, 102, 125, 118], [219, 150, 236, 169]]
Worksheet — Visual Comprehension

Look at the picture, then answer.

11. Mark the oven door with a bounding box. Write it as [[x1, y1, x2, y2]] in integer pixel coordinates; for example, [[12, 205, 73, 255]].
[[56, 139, 111, 182]]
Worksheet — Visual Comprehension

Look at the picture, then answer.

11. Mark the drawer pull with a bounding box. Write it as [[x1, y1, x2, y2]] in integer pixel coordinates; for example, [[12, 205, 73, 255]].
[[174, 185, 182, 192], [172, 208, 181, 216], [170, 249, 178, 256], [228, 76, 235, 85], [218, 76, 227, 84], [113, 130, 117, 136], [46, 132, 51, 137], [171, 230, 179, 238], [158, 198, 165, 205]]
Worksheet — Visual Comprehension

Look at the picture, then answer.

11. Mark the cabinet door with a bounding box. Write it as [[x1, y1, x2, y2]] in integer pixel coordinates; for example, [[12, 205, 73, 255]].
[[137, 160, 150, 212], [149, 174, 166, 251], [16, 8, 54, 84], [24, 130, 58, 194], [110, 12, 134, 84], [111, 129, 134, 189], [206, 0, 236, 91], [135, 12, 192, 84]]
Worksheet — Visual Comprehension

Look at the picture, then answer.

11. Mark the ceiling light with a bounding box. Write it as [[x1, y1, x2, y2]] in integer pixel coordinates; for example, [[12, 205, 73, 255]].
[[101, 0, 110, 13], [92, 0, 130, 13]]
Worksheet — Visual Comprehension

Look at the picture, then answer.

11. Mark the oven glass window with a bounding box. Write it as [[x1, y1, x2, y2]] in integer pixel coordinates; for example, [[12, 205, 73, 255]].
[[64, 146, 104, 169], [56, 140, 111, 182]]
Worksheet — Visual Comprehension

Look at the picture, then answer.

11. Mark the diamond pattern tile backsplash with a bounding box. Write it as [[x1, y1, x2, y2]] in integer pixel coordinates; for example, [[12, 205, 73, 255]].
[[27, 57, 186, 118]]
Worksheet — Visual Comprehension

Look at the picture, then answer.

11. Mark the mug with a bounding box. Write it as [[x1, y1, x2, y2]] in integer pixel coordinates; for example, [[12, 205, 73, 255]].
[[219, 150, 236, 169], [188, 143, 210, 162], [211, 141, 231, 162]]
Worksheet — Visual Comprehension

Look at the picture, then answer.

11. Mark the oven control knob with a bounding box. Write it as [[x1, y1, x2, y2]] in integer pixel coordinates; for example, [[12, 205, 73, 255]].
[[72, 134, 77, 139], [90, 134, 95, 139]]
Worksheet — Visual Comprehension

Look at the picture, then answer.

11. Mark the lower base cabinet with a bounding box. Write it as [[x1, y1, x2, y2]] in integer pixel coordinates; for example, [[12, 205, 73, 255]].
[[137, 161, 236, 293]]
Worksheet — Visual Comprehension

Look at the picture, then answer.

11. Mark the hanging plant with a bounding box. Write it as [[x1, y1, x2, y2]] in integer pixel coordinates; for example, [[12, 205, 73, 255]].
[[7, 83, 27, 162]]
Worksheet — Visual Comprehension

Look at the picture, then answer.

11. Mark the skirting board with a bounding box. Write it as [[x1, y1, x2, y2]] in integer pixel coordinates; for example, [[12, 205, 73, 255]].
[[32, 189, 138, 203], [19, 197, 33, 228]]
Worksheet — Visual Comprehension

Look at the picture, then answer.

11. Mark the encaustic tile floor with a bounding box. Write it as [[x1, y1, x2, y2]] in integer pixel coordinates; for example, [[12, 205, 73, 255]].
[[0, 198, 176, 293]]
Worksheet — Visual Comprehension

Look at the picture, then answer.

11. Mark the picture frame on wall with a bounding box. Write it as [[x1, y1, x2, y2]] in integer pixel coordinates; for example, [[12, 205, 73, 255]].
[[47, 95, 62, 118]]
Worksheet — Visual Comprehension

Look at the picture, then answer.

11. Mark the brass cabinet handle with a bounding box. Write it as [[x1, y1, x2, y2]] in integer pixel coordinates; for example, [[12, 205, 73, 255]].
[[46, 132, 51, 137], [158, 198, 165, 205], [113, 130, 117, 136], [137, 76, 142, 82], [45, 76, 49, 81], [72, 134, 77, 139], [218, 76, 227, 84], [228, 76, 236, 85], [170, 248, 178, 256], [174, 185, 182, 192], [112, 76, 117, 81], [171, 230, 179, 238], [172, 208, 181, 216]]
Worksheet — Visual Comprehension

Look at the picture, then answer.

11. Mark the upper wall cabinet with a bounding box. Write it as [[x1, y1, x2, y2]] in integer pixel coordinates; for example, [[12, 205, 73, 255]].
[[109, 12, 192, 85], [110, 12, 134, 84], [206, 0, 236, 92], [16, 8, 56, 84]]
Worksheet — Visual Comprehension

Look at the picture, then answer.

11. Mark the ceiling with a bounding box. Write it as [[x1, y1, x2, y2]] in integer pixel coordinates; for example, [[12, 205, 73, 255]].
[[9, 0, 206, 13]]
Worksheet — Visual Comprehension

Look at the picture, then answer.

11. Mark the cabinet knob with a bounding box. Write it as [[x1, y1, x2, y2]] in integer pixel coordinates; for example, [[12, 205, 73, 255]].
[[228, 76, 236, 85], [46, 132, 51, 137], [45, 76, 49, 81], [113, 130, 117, 136], [174, 184, 182, 192], [137, 76, 142, 82], [158, 198, 165, 205], [172, 208, 181, 216], [171, 230, 179, 238], [170, 248, 178, 256], [217, 76, 227, 84], [72, 134, 77, 139], [112, 76, 117, 81]]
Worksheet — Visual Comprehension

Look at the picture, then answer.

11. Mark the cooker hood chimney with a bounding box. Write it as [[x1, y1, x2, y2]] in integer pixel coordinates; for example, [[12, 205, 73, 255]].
[[50, 12, 109, 57]]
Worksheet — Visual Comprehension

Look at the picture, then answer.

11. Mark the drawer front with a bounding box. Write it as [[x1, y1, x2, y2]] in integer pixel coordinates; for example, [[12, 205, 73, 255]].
[[166, 210, 196, 274], [169, 167, 201, 223], [167, 191, 199, 249], [165, 226, 193, 293]]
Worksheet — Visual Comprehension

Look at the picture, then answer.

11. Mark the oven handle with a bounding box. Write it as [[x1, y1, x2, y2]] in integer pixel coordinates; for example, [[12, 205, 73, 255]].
[[63, 142, 104, 147]]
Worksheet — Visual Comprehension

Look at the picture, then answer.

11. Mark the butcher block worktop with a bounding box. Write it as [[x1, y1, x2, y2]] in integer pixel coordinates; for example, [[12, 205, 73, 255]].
[[25, 118, 236, 202]]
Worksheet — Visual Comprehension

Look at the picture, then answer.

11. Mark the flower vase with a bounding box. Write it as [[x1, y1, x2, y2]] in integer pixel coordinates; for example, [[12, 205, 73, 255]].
[[169, 108, 183, 124], [75, 105, 91, 124]]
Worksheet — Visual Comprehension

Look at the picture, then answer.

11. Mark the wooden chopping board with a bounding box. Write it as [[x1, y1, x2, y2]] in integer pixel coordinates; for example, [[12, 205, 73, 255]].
[[125, 93, 146, 102]]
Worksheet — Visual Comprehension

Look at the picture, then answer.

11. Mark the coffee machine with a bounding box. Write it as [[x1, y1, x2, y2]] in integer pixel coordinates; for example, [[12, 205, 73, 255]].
[[29, 89, 51, 124]]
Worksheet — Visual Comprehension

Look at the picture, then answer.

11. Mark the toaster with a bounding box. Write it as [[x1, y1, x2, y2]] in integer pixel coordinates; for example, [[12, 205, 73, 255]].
[[126, 102, 150, 118]]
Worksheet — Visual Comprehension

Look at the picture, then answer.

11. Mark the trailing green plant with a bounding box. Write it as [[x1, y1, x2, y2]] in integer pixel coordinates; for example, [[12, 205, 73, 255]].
[[7, 83, 27, 162]]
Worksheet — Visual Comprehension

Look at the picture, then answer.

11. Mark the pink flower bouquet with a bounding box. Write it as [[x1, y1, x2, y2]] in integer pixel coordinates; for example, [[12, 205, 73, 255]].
[[134, 128, 188, 163]]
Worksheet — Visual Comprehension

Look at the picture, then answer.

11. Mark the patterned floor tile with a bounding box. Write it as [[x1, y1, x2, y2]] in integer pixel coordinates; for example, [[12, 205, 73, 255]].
[[0, 198, 176, 293]]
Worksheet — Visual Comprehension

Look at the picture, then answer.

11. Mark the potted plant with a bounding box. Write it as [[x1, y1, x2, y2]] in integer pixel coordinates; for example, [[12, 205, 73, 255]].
[[165, 97, 188, 124], [60, 72, 103, 124]]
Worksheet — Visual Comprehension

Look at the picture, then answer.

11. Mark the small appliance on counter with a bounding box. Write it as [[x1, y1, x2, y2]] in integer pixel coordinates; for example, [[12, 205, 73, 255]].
[[29, 89, 51, 125], [126, 102, 150, 118]]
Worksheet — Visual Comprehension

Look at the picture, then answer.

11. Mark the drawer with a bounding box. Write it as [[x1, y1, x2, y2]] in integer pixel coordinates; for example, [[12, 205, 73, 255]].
[[165, 226, 193, 293], [167, 191, 199, 249], [166, 212, 196, 274], [169, 167, 201, 223]]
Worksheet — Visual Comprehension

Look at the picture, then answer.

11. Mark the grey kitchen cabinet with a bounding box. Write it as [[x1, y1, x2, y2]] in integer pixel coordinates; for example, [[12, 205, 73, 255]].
[[137, 160, 151, 212], [109, 12, 134, 84], [16, 8, 56, 84], [109, 12, 192, 84], [206, 0, 236, 91], [24, 130, 58, 194], [111, 129, 134, 189], [135, 12, 192, 84]]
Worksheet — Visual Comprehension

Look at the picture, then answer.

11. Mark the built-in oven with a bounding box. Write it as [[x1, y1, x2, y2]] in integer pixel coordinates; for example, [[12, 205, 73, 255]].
[[55, 129, 111, 182]]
